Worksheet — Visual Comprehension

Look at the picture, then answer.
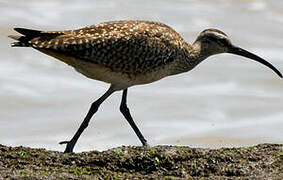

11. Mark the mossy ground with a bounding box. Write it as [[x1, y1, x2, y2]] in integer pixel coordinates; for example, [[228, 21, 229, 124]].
[[0, 144, 282, 179]]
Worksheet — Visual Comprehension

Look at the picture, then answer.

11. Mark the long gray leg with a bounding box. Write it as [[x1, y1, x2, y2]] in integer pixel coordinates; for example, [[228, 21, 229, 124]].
[[60, 86, 115, 153], [120, 88, 148, 146]]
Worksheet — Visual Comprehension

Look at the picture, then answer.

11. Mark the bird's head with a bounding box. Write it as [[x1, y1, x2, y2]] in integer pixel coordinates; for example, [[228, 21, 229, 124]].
[[193, 29, 282, 78]]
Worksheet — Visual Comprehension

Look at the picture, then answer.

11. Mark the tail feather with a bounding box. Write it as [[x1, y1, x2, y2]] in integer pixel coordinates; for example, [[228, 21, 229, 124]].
[[8, 35, 21, 40], [8, 28, 42, 47], [9, 27, 63, 47], [14, 28, 42, 37], [10, 41, 29, 47], [8, 35, 28, 47]]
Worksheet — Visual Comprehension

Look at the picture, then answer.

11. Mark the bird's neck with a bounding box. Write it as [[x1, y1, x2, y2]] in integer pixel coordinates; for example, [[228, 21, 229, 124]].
[[182, 41, 209, 70], [166, 41, 210, 76]]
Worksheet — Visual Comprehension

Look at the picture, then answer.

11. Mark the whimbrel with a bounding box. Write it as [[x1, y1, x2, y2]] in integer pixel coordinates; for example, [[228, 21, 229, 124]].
[[9, 20, 282, 153]]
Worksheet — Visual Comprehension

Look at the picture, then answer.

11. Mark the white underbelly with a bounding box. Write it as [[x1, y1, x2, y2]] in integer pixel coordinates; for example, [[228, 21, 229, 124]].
[[74, 63, 130, 88], [75, 63, 170, 90]]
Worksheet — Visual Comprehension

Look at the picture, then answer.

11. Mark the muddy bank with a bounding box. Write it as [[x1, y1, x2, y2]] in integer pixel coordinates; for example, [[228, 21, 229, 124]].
[[0, 144, 282, 179]]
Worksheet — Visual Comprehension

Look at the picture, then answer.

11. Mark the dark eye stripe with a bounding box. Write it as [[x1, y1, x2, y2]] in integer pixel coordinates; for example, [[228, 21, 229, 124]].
[[206, 35, 229, 46], [206, 35, 219, 42], [218, 38, 230, 46]]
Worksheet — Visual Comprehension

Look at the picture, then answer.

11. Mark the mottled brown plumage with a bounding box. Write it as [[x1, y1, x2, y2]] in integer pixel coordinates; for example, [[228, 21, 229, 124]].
[[9, 20, 282, 153], [11, 21, 200, 90]]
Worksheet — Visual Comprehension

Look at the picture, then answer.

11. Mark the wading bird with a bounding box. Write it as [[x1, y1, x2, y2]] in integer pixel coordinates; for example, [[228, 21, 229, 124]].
[[9, 20, 282, 153]]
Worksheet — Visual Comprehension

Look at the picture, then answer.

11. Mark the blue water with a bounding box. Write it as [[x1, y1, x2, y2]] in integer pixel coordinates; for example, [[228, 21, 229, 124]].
[[0, 0, 282, 152]]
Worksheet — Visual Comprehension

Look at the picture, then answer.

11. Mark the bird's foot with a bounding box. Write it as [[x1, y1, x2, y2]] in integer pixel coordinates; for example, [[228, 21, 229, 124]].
[[142, 141, 149, 147], [59, 140, 75, 153]]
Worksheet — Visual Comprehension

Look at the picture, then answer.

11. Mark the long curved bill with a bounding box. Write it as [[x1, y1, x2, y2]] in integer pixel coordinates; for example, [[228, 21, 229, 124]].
[[228, 46, 282, 78]]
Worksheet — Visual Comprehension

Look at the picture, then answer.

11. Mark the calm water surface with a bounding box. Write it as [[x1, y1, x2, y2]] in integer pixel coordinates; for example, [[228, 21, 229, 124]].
[[0, 0, 282, 152]]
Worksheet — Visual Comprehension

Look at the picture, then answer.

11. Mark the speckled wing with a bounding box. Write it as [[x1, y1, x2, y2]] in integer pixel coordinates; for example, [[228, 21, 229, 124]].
[[29, 21, 185, 74]]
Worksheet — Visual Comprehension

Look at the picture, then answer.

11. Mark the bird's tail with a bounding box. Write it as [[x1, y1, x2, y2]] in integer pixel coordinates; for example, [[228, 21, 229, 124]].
[[8, 28, 64, 47], [8, 28, 44, 47]]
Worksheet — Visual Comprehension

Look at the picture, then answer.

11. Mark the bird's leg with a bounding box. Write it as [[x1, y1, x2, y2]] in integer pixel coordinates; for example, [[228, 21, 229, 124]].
[[59, 87, 115, 153], [120, 89, 148, 146]]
